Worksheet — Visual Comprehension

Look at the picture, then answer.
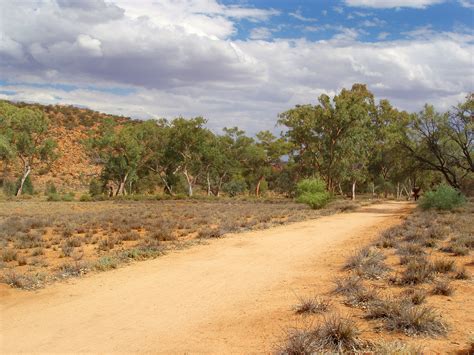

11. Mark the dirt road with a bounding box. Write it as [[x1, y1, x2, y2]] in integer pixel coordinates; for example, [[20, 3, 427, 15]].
[[0, 202, 411, 353]]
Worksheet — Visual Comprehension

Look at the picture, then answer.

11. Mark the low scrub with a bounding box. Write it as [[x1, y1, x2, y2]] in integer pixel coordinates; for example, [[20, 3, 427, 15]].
[[294, 295, 331, 315], [366, 299, 448, 336], [420, 184, 466, 210], [277, 315, 362, 353], [399, 259, 434, 285], [344, 247, 389, 279], [431, 280, 454, 296]]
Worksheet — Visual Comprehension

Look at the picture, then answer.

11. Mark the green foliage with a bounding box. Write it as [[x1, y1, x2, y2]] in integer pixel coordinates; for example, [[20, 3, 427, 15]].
[[44, 182, 57, 195], [17, 176, 34, 195], [223, 178, 247, 197], [79, 194, 92, 202], [88, 178, 103, 196], [47, 192, 75, 202], [296, 178, 331, 209], [420, 184, 466, 210], [2, 180, 17, 196]]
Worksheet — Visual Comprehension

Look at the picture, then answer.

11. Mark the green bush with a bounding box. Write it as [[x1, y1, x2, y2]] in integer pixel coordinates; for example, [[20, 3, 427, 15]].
[[44, 182, 57, 195], [420, 184, 466, 210], [79, 194, 92, 202], [89, 178, 103, 197], [46, 193, 61, 201], [223, 178, 247, 197], [2, 180, 17, 196], [296, 178, 330, 209], [47, 192, 75, 202]]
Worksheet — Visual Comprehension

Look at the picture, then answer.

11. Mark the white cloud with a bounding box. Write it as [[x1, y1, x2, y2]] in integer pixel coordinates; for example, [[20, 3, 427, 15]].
[[0, 0, 472, 135], [249, 27, 273, 40], [344, 0, 445, 8], [289, 10, 317, 22], [459, 0, 474, 7]]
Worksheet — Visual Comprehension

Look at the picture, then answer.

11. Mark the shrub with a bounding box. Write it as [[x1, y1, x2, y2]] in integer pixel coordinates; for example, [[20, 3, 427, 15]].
[[312, 314, 361, 352], [197, 227, 223, 239], [94, 256, 118, 271], [276, 328, 315, 354], [431, 280, 454, 296], [344, 247, 389, 279], [1, 270, 45, 289], [366, 299, 448, 336], [276, 315, 362, 354], [403, 288, 427, 305], [89, 178, 104, 197], [420, 184, 466, 210], [223, 179, 247, 197], [1, 249, 17, 262], [454, 267, 470, 280], [432, 258, 455, 273], [79, 194, 92, 202], [17, 175, 34, 195], [295, 178, 330, 209], [44, 182, 57, 195], [333, 275, 363, 295], [294, 296, 331, 315], [343, 286, 379, 308], [2, 180, 17, 196], [400, 259, 434, 285]]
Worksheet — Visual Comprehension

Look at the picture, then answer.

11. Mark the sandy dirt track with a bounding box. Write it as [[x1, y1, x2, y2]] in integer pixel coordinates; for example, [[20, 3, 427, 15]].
[[0, 202, 411, 353]]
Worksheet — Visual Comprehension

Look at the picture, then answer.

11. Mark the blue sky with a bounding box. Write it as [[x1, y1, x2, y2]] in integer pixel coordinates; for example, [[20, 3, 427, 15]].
[[226, 0, 474, 41], [0, 0, 473, 133]]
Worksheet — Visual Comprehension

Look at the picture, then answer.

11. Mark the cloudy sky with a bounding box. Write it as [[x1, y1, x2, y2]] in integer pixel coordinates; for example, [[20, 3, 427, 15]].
[[0, 0, 473, 134]]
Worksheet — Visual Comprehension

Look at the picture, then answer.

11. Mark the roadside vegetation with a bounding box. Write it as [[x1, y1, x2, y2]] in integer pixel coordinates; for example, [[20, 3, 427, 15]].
[[279, 198, 473, 353], [0, 198, 364, 290]]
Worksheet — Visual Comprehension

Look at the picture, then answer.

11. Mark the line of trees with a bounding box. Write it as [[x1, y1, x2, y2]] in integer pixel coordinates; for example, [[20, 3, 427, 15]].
[[0, 84, 472, 198]]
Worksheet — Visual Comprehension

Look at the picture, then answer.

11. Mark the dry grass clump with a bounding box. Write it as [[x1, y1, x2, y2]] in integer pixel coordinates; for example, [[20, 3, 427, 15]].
[[293, 295, 331, 315], [276, 314, 362, 354], [370, 340, 423, 354], [1, 249, 18, 262], [399, 258, 435, 285], [432, 258, 455, 273], [197, 227, 224, 239], [333, 275, 363, 295], [366, 298, 448, 336], [431, 280, 454, 296], [453, 267, 470, 280], [344, 247, 389, 279], [1, 270, 46, 290], [402, 288, 427, 305]]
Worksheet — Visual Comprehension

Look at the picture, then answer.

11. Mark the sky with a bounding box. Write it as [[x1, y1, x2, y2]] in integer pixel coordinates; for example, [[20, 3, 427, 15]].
[[0, 0, 473, 134]]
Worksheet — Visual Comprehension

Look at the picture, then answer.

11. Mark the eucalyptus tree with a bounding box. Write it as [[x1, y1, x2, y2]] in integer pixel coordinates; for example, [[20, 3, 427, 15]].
[[402, 98, 473, 191], [0, 101, 57, 196], [279, 84, 376, 195], [167, 117, 210, 197], [87, 119, 143, 196]]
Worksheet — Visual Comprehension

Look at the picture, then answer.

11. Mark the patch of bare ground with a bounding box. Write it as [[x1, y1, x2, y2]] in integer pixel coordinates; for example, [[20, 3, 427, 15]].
[[278, 201, 474, 353]]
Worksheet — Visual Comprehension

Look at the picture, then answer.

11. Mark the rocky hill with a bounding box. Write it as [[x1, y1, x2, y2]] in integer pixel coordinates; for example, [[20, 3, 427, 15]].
[[2, 101, 132, 192]]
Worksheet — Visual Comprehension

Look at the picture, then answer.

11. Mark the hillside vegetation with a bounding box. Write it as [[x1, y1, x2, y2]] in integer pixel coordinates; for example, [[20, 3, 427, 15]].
[[0, 84, 472, 201]]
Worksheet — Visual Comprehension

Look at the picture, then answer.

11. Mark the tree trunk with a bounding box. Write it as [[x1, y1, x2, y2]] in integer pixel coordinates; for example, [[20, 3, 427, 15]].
[[115, 172, 129, 196], [16, 164, 31, 196], [396, 183, 400, 200], [372, 182, 375, 198], [183, 168, 193, 197], [255, 176, 264, 197], [206, 171, 212, 196], [351, 180, 356, 201], [338, 183, 344, 197]]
